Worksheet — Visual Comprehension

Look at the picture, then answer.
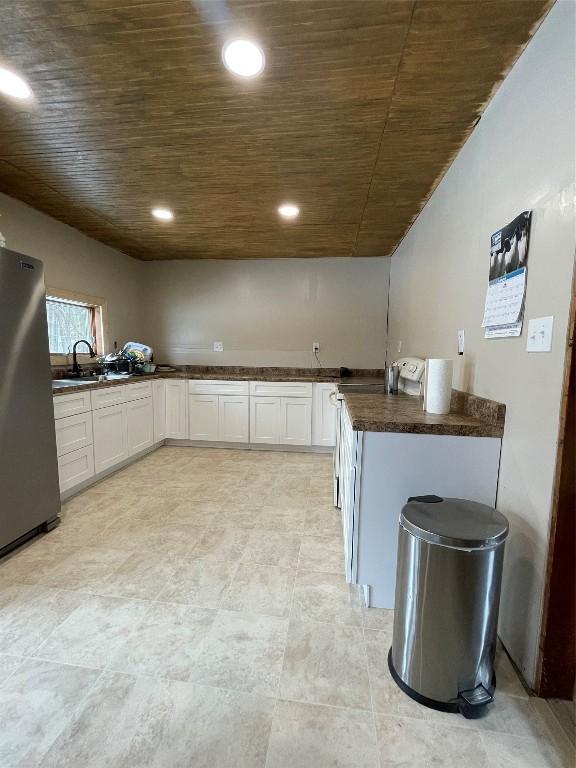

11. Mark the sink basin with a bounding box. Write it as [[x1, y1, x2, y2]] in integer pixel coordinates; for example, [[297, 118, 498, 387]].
[[52, 374, 138, 389], [52, 378, 99, 388]]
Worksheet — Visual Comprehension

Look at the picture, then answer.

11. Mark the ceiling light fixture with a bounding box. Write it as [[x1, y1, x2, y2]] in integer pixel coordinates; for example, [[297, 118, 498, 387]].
[[151, 207, 174, 221], [0, 68, 32, 100], [222, 39, 265, 78], [278, 204, 300, 220]]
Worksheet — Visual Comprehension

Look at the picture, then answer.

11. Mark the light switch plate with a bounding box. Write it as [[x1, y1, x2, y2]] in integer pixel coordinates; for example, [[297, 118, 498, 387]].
[[526, 316, 553, 352], [457, 330, 465, 355], [213, 341, 224, 352]]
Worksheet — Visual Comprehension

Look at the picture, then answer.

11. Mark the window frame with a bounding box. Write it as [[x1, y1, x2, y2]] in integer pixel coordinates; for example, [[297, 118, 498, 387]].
[[45, 287, 107, 364]]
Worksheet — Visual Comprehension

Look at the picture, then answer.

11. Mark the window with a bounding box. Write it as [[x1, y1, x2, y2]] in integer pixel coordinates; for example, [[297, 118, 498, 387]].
[[46, 293, 104, 355]]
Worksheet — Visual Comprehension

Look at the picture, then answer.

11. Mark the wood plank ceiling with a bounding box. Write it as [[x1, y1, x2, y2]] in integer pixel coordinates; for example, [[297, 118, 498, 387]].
[[0, 0, 552, 260]]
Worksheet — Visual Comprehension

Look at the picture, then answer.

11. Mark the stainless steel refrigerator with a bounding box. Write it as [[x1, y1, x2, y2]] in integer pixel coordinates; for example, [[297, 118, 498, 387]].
[[0, 246, 60, 555]]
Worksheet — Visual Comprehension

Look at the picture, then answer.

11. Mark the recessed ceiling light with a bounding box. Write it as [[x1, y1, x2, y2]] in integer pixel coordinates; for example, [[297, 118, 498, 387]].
[[151, 207, 174, 221], [222, 39, 265, 78], [0, 68, 32, 100], [278, 204, 300, 220]]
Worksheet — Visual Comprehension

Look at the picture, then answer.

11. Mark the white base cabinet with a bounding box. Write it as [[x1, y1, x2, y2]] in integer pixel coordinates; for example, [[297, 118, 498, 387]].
[[189, 394, 219, 441], [219, 395, 249, 442], [55, 382, 161, 495], [188, 381, 249, 443], [55, 411, 93, 457], [250, 396, 280, 444], [152, 380, 166, 443], [127, 397, 154, 456], [312, 383, 337, 447], [53, 391, 95, 493], [93, 403, 128, 473], [57, 446, 95, 493], [337, 401, 503, 610], [280, 397, 312, 446], [250, 391, 312, 447], [165, 380, 188, 439], [54, 375, 336, 497]]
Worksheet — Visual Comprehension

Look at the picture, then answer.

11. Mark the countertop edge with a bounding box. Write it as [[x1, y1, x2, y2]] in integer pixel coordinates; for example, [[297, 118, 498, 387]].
[[52, 371, 376, 395], [350, 418, 504, 439]]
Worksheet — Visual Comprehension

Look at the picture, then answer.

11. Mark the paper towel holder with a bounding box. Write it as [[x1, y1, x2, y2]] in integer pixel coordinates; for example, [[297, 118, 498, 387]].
[[423, 358, 453, 415]]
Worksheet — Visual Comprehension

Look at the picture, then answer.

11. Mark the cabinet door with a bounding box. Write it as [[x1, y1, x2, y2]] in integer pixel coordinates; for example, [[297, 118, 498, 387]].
[[152, 380, 166, 442], [280, 397, 312, 446], [92, 404, 128, 473], [219, 395, 249, 443], [312, 384, 337, 447], [341, 464, 356, 583], [126, 397, 154, 456], [250, 397, 281, 444], [189, 394, 219, 441], [339, 404, 358, 583], [165, 380, 187, 439]]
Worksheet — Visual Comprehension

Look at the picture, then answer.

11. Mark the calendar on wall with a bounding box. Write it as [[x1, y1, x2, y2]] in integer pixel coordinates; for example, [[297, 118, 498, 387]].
[[481, 210, 532, 338]]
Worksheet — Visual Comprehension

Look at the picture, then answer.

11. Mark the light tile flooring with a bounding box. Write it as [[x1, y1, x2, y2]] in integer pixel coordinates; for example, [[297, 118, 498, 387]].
[[0, 446, 573, 767]]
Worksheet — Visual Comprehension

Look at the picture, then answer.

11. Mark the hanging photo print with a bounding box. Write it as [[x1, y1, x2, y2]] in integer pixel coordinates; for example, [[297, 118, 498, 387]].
[[482, 210, 532, 338]]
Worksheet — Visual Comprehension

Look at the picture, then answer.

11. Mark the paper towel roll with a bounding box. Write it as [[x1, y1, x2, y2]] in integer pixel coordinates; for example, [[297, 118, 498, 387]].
[[424, 359, 453, 415]]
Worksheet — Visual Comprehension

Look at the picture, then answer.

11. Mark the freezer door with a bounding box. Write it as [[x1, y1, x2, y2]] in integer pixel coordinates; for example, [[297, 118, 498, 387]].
[[0, 247, 60, 551]]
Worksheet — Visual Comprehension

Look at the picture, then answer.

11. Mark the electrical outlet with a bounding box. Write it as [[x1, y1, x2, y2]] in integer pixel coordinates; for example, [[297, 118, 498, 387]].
[[213, 341, 224, 352], [312, 342, 320, 354]]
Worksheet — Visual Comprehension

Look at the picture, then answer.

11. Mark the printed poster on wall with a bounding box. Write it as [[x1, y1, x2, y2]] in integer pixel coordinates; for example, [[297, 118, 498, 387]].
[[482, 210, 532, 338]]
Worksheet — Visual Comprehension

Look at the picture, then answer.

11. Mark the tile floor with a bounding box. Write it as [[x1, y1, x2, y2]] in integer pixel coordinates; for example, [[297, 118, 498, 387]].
[[0, 446, 573, 767]]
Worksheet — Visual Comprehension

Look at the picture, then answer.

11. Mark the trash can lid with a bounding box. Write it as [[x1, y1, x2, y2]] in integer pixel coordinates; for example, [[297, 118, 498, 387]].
[[400, 495, 509, 549]]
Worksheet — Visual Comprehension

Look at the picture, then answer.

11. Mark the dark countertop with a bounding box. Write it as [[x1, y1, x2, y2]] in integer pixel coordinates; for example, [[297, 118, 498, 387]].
[[51, 368, 505, 439], [341, 390, 505, 438], [52, 369, 385, 395]]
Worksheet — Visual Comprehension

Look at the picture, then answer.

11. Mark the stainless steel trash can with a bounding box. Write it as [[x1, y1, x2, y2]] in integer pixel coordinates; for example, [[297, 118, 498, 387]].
[[388, 494, 509, 719]]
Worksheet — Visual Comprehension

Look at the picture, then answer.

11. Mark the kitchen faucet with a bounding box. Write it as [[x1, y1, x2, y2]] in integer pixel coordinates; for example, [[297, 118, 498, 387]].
[[71, 339, 96, 377]]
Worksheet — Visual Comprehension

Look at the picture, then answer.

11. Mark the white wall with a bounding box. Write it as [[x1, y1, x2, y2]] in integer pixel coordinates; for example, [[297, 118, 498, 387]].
[[143, 257, 390, 368], [0, 193, 144, 353], [386, 1, 575, 687]]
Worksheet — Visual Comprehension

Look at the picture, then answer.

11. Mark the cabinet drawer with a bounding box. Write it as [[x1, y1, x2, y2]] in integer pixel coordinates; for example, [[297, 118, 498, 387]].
[[250, 381, 313, 398], [125, 381, 153, 402], [57, 445, 95, 493], [188, 379, 249, 396], [53, 390, 92, 420], [55, 411, 93, 457], [91, 385, 129, 410]]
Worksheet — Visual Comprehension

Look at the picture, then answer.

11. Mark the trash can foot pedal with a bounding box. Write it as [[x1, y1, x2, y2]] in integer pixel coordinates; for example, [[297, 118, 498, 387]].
[[458, 684, 493, 719]]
